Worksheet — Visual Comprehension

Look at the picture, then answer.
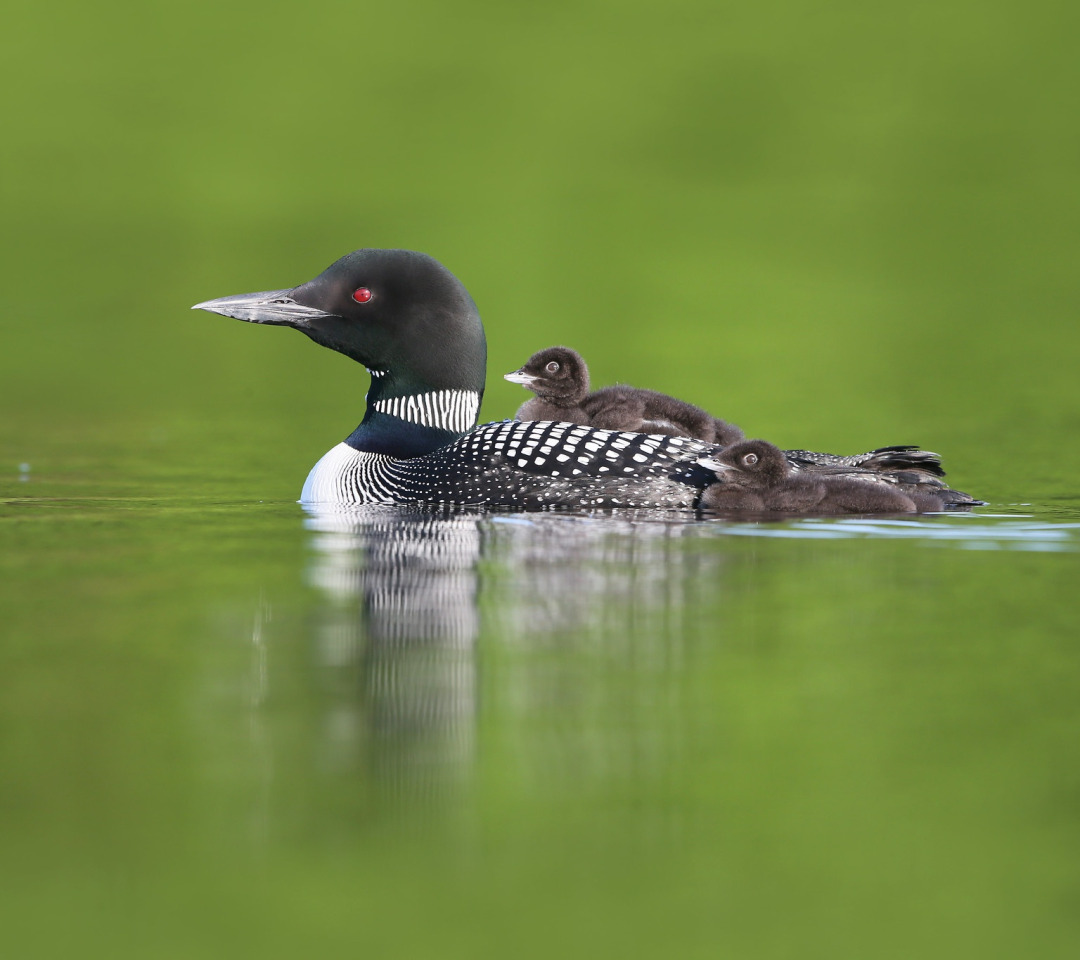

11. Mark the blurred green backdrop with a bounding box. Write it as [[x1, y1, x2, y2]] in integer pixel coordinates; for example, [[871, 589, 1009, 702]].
[[3, 2, 1080, 959], [3, 0, 1077, 502]]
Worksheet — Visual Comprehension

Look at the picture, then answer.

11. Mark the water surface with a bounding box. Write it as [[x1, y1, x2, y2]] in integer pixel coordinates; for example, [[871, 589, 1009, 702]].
[[3, 482, 1078, 958]]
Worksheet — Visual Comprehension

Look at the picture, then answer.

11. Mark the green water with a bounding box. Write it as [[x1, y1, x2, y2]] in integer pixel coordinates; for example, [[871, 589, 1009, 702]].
[[3, 495, 1078, 958], [3, 0, 1080, 956]]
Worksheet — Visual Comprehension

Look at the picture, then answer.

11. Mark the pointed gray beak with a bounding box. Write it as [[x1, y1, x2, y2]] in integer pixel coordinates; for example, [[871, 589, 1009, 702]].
[[697, 456, 735, 475], [503, 370, 538, 386], [191, 290, 337, 327]]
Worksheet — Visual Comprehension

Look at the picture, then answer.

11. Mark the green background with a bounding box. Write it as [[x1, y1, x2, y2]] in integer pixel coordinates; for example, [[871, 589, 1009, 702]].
[[2, 1, 1078, 957], [4, 0, 1077, 501]]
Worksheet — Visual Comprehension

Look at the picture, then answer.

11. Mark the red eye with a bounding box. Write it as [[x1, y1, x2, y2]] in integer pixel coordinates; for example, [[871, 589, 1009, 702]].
[[352, 287, 373, 303]]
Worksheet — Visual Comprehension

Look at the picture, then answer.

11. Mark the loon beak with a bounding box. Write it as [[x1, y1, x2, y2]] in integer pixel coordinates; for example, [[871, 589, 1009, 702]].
[[697, 455, 736, 476], [503, 369, 538, 387], [191, 290, 337, 327]]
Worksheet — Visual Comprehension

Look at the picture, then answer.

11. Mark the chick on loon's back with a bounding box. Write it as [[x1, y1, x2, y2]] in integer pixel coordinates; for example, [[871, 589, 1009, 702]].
[[192, 248, 981, 511], [697, 439, 945, 514], [505, 344, 744, 446]]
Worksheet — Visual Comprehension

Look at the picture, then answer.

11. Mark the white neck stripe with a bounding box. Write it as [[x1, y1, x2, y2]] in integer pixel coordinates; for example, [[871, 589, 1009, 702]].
[[373, 389, 480, 433]]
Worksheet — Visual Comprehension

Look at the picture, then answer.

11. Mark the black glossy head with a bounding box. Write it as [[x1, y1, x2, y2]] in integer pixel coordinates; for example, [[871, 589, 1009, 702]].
[[699, 439, 790, 487], [193, 249, 487, 395], [503, 346, 590, 403]]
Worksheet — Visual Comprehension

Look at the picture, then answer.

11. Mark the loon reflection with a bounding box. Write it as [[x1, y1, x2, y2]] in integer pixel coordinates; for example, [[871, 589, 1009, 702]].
[[301, 504, 722, 806], [303, 505, 482, 809], [286, 506, 1070, 813]]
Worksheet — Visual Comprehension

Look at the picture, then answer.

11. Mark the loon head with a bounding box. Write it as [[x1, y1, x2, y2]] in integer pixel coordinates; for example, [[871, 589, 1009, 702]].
[[504, 345, 590, 404], [192, 249, 487, 397], [697, 439, 790, 488]]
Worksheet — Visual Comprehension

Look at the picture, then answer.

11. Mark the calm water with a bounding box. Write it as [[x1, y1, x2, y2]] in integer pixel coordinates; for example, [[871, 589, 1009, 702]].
[[3, 473, 1078, 958]]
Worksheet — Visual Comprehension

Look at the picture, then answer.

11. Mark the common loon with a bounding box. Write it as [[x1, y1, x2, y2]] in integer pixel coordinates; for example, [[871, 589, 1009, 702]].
[[698, 440, 946, 514], [192, 248, 981, 510], [506, 345, 745, 445], [504, 346, 593, 426]]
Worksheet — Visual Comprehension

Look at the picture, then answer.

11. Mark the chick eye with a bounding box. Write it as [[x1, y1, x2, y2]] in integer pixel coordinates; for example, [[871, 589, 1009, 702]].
[[352, 287, 373, 303], [545, 361, 559, 373], [743, 453, 759, 466]]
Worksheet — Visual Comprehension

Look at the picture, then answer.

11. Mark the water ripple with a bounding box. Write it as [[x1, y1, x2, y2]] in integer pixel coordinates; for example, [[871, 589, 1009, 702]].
[[704, 514, 1080, 551], [303, 502, 1080, 553]]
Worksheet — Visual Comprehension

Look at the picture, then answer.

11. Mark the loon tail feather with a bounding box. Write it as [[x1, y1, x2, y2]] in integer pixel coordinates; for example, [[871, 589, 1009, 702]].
[[938, 488, 987, 507], [863, 446, 946, 477]]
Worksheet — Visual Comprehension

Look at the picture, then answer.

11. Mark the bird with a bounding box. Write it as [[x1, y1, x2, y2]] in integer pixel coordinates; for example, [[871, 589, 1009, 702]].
[[192, 248, 981, 510], [503, 346, 593, 426], [505, 345, 745, 445], [698, 439, 948, 514]]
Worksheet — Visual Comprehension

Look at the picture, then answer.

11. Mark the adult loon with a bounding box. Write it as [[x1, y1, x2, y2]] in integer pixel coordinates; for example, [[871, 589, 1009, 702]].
[[506, 345, 745, 445], [698, 440, 945, 514], [192, 248, 981, 510]]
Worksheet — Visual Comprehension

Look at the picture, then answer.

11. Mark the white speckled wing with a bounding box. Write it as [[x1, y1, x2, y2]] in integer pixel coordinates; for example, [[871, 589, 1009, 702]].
[[301, 420, 718, 508]]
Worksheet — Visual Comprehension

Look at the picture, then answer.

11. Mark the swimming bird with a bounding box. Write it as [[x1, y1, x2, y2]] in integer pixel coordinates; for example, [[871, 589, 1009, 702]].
[[698, 440, 947, 514], [192, 248, 980, 509], [505, 345, 745, 445]]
